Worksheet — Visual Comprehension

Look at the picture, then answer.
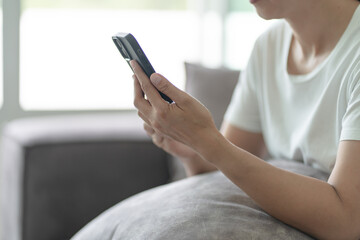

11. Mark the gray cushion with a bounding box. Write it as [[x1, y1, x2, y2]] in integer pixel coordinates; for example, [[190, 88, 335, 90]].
[[71, 160, 329, 240], [185, 62, 240, 129]]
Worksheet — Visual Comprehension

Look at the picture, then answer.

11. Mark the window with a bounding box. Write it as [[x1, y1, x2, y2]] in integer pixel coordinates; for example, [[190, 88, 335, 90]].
[[229, 0, 254, 12], [20, 0, 199, 110], [0, 1, 3, 107], [2, 0, 274, 114], [225, 0, 274, 69]]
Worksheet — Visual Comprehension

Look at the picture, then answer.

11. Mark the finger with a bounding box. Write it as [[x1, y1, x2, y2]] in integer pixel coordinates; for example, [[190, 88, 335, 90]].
[[143, 122, 155, 135], [133, 74, 151, 115], [130, 60, 164, 107], [150, 73, 188, 104], [152, 134, 164, 147], [138, 111, 151, 126], [134, 74, 144, 98]]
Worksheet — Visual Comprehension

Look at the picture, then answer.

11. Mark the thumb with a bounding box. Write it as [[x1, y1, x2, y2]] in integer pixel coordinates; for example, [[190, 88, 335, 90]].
[[150, 73, 186, 103]]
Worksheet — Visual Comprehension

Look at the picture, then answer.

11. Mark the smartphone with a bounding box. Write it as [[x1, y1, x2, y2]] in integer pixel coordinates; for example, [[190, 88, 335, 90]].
[[112, 32, 173, 103]]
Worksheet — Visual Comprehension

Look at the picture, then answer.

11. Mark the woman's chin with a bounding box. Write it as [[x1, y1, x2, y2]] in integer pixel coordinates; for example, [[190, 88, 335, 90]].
[[255, 8, 282, 20]]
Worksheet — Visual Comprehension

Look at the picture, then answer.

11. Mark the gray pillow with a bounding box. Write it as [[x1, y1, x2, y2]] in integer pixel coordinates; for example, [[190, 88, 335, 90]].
[[185, 62, 240, 129], [71, 160, 328, 240]]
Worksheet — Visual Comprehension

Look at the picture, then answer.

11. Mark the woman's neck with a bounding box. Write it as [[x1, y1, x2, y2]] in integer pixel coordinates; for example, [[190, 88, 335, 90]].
[[285, 0, 359, 75], [285, 0, 359, 58]]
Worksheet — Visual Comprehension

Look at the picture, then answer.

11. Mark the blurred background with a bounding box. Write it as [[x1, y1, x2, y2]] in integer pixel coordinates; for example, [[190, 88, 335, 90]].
[[1, 0, 273, 117]]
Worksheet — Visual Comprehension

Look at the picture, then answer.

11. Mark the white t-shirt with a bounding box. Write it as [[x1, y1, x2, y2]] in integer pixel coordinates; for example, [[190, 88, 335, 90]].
[[224, 6, 360, 173]]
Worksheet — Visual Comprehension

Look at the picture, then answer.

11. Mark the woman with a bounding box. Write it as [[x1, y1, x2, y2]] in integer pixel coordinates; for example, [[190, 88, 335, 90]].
[[132, 0, 360, 238]]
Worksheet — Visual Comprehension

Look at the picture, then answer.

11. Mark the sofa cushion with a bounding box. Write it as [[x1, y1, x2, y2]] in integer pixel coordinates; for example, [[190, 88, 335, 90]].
[[185, 62, 240, 129], [1, 112, 170, 240], [71, 159, 328, 240]]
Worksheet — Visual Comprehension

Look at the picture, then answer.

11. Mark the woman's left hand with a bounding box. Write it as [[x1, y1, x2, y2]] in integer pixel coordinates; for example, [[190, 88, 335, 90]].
[[131, 60, 218, 152]]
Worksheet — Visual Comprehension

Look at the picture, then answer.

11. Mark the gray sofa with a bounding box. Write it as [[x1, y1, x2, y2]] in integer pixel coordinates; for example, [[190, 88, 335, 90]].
[[1, 63, 240, 240], [1, 112, 172, 240]]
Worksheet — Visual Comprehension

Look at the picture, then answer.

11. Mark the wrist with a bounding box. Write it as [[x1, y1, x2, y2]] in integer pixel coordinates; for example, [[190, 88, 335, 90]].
[[181, 153, 218, 177], [193, 128, 230, 164]]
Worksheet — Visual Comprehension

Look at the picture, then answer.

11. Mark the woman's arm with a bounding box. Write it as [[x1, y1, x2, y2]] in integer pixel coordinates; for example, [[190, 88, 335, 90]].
[[221, 122, 268, 159], [198, 129, 360, 239], [132, 60, 360, 239]]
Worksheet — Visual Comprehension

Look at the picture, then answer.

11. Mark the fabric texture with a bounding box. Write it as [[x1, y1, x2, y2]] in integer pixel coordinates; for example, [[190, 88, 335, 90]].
[[71, 159, 329, 240], [1, 113, 170, 240], [224, 6, 360, 173]]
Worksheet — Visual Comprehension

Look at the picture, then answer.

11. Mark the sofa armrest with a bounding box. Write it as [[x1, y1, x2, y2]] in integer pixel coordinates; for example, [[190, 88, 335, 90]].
[[1, 112, 171, 240]]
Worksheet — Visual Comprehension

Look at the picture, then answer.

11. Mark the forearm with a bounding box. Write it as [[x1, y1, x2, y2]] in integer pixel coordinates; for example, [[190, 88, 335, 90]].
[[195, 131, 356, 239], [180, 152, 218, 177]]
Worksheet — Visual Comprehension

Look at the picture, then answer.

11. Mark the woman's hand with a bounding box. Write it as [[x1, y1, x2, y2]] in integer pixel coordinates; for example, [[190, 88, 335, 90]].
[[131, 60, 219, 154], [143, 122, 197, 160], [143, 122, 218, 176]]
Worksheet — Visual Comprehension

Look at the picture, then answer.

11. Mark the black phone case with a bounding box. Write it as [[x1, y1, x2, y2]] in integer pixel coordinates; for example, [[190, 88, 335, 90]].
[[112, 33, 173, 103]]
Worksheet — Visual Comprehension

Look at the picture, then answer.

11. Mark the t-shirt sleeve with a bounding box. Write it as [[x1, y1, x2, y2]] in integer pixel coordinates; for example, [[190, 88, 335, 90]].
[[340, 69, 360, 141], [223, 45, 262, 133]]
